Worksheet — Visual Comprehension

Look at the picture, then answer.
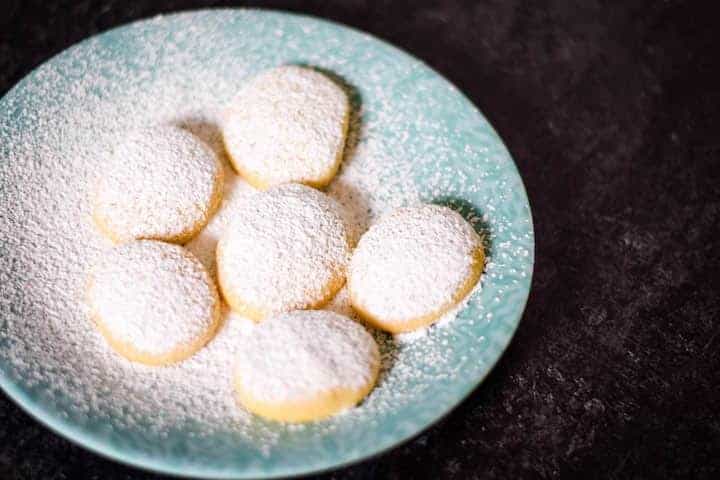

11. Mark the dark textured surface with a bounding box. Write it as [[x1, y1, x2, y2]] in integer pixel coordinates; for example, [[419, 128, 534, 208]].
[[2, 1, 719, 478]]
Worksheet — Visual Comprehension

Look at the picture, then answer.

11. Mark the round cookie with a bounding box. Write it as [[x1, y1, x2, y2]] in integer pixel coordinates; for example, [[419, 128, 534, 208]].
[[348, 204, 484, 333], [93, 125, 223, 244], [223, 65, 350, 189], [86, 240, 221, 366], [216, 183, 350, 321], [234, 310, 380, 423]]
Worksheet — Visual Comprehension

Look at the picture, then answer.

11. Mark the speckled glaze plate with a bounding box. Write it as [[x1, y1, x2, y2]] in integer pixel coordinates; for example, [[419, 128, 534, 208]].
[[0, 9, 534, 479]]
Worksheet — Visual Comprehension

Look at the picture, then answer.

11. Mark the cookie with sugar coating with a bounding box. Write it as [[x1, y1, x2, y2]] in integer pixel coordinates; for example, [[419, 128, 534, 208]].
[[234, 310, 380, 423], [348, 204, 484, 333], [216, 183, 350, 321], [93, 125, 223, 244], [86, 240, 221, 366], [222, 65, 350, 189]]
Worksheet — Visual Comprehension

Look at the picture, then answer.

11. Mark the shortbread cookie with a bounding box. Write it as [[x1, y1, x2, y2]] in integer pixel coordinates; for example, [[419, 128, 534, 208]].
[[234, 310, 380, 422], [93, 125, 223, 244], [223, 66, 349, 189], [348, 204, 484, 333], [216, 183, 349, 321], [86, 240, 221, 365]]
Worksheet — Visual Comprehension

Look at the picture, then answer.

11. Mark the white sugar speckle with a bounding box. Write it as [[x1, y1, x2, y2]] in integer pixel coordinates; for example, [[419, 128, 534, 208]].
[[0, 11, 531, 456]]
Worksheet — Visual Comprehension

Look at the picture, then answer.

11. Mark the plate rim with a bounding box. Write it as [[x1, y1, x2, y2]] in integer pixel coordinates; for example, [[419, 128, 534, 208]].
[[0, 7, 535, 479]]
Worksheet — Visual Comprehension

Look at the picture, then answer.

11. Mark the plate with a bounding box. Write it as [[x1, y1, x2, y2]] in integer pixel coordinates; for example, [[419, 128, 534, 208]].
[[0, 9, 534, 479]]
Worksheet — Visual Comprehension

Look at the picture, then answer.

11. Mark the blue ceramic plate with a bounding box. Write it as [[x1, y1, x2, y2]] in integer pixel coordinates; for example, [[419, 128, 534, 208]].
[[0, 9, 533, 479]]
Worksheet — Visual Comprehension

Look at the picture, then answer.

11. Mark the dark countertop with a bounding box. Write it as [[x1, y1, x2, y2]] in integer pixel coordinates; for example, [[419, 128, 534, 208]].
[[1, 1, 719, 479]]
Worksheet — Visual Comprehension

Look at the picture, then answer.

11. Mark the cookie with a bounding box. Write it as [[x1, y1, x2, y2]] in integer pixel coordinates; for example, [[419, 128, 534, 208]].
[[216, 183, 349, 320], [93, 125, 223, 244], [348, 204, 484, 333], [223, 66, 349, 189], [86, 240, 221, 365], [234, 310, 380, 422]]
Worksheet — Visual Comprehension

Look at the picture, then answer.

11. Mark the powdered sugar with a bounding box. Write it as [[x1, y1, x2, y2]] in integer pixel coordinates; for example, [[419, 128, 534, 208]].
[[87, 240, 218, 359], [217, 183, 349, 317], [349, 205, 483, 326], [236, 310, 378, 402], [94, 125, 222, 243], [223, 65, 349, 188], [0, 11, 533, 462]]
